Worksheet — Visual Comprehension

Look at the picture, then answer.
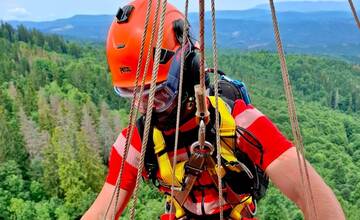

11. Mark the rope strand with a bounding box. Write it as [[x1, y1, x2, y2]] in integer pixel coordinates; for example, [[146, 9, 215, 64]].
[[169, 0, 189, 215], [269, 0, 318, 219], [210, 0, 224, 219], [129, 0, 168, 219], [199, 0, 206, 89], [104, 0, 153, 218], [348, 0, 360, 29]]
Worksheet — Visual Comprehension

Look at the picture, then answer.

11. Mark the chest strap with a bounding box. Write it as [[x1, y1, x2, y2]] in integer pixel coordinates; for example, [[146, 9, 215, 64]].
[[153, 96, 254, 219], [153, 128, 183, 188]]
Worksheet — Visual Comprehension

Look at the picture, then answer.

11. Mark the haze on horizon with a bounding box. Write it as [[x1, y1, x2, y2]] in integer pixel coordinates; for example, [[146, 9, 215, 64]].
[[0, 0, 347, 22]]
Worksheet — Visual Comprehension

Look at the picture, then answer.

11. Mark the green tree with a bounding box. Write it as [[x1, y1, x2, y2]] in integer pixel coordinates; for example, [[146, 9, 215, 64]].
[[17, 25, 30, 43]]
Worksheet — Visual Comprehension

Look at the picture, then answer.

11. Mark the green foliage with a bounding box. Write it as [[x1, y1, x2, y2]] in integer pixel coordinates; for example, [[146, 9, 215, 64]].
[[0, 23, 360, 219], [0, 160, 26, 219], [121, 183, 164, 220], [216, 51, 360, 114], [0, 24, 126, 219], [0, 89, 29, 170], [0, 22, 82, 57]]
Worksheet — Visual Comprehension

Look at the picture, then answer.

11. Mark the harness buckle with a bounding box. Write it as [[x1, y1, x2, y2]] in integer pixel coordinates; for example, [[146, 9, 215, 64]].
[[184, 163, 203, 176], [158, 180, 184, 191], [190, 141, 214, 156]]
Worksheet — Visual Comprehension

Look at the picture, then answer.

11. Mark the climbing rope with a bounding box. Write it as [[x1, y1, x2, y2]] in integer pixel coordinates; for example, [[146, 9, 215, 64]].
[[170, 0, 189, 215], [210, 0, 224, 219], [104, 0, 154, 219], [129, 0, 168, 219], [268, 0, 318, 219], [348, 0, 360, 29], [199, 0, 206, 89], [106, 0, 332, 218]]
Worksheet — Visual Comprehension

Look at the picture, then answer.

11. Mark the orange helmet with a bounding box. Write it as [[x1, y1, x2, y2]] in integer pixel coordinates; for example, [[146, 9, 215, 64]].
[[106, 0, 185, 89]]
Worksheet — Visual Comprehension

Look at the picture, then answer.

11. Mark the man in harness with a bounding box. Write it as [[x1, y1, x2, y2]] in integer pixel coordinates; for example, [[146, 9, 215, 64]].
[[83, 1, 344, 219]]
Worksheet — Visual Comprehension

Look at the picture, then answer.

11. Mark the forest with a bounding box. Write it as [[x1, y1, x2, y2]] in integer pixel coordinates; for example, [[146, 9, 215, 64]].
[[0, 22, 360, 220]]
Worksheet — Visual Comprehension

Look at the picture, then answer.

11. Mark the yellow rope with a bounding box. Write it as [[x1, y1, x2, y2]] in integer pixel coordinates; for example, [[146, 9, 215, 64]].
[[129, 0, 168, 219], [269, 0, 318, 219]]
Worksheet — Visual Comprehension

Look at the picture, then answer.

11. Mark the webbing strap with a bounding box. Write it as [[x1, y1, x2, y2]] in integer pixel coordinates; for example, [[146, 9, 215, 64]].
[[154, 128, 182, 187], [208, 97, 239, 166], [174, 154, 206, 206], [152, 96, 247, 212], [166, 196, 186, 219], [229, 197, 253, 220], [154, 128, 166, 154], [207, 96, 236, 137], [205, 156, 255, 220], [153, 97, 238, 191]]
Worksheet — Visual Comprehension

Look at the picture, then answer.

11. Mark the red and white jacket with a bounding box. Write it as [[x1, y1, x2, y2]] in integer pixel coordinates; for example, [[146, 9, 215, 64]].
[[106, 99, 293, 216]]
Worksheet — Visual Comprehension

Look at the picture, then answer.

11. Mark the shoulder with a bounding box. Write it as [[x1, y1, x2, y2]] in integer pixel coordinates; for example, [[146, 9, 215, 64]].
[[232, 99, 293, 170], [108, 123, 143, 174], [232, 99, 264, 129], [113, 125, 142, 153], [106, 124, 142, 186]]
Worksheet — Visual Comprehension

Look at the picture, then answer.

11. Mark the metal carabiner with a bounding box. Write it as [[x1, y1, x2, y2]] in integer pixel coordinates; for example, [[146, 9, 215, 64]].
[[190, 140, 214, 156]]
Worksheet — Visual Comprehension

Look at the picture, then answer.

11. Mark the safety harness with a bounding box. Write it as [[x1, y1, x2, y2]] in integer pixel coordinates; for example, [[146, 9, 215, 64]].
[[139, 96, 268, 220]]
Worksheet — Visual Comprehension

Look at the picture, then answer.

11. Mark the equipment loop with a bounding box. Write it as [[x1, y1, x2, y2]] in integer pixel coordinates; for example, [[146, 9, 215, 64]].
[[190, 141, 214, 156]]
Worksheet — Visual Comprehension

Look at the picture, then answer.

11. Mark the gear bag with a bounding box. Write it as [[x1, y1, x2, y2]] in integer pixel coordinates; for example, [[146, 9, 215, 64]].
[[207, 68, 251, 108]]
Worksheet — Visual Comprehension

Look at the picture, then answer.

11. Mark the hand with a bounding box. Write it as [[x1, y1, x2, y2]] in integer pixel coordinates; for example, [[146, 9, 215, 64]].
[[82, 183, 131, 220]]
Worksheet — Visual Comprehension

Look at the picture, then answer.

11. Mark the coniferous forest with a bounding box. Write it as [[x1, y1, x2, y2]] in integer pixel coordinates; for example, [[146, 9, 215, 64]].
[[0, 23, 360, 220]]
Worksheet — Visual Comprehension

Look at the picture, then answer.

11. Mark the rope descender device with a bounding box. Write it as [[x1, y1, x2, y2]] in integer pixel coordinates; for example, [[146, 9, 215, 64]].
[[193, 83, 213, 156], [170, 84, 214, 206], [194, 83, 212, 153], [194, 84, 210, 125]]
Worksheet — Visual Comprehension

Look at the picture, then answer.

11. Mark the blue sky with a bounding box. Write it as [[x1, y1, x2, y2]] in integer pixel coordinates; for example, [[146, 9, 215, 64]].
[[0, 0, 346, 21]]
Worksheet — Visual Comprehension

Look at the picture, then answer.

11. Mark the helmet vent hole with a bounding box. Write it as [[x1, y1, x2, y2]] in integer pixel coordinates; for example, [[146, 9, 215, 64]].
[[117, 44, 126, 49], [116, 5, 134, 23]]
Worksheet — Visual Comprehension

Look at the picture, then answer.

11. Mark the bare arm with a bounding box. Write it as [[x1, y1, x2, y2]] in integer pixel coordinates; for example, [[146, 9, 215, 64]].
[[266, 147, 345, 220], [82, 183, 132, 220]]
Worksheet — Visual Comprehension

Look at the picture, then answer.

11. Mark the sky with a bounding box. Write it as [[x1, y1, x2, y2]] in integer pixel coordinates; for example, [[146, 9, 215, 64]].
[[0, 0, 346, 21]]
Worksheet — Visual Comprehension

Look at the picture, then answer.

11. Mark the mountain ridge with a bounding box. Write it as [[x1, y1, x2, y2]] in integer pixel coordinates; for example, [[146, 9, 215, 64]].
[[3, 2, 360, 61], [255, 1, 354, 12]]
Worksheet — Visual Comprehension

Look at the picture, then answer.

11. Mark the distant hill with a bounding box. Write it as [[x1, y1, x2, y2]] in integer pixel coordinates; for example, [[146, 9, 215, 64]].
[[8, 15, 114, 42], [191, 10, 360, 61], [255, 1, 352, 12], [4, 1, 360, 61]]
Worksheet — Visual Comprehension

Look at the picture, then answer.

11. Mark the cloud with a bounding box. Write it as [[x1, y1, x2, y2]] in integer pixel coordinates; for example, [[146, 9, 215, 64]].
[[7, 7, 30, 18], [232, 31, 241, 37], [50, 25, 74, 32]]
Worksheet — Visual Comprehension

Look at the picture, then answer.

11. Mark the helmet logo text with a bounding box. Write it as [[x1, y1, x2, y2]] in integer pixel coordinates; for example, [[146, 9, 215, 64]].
[[120, 66, 131, 73]]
